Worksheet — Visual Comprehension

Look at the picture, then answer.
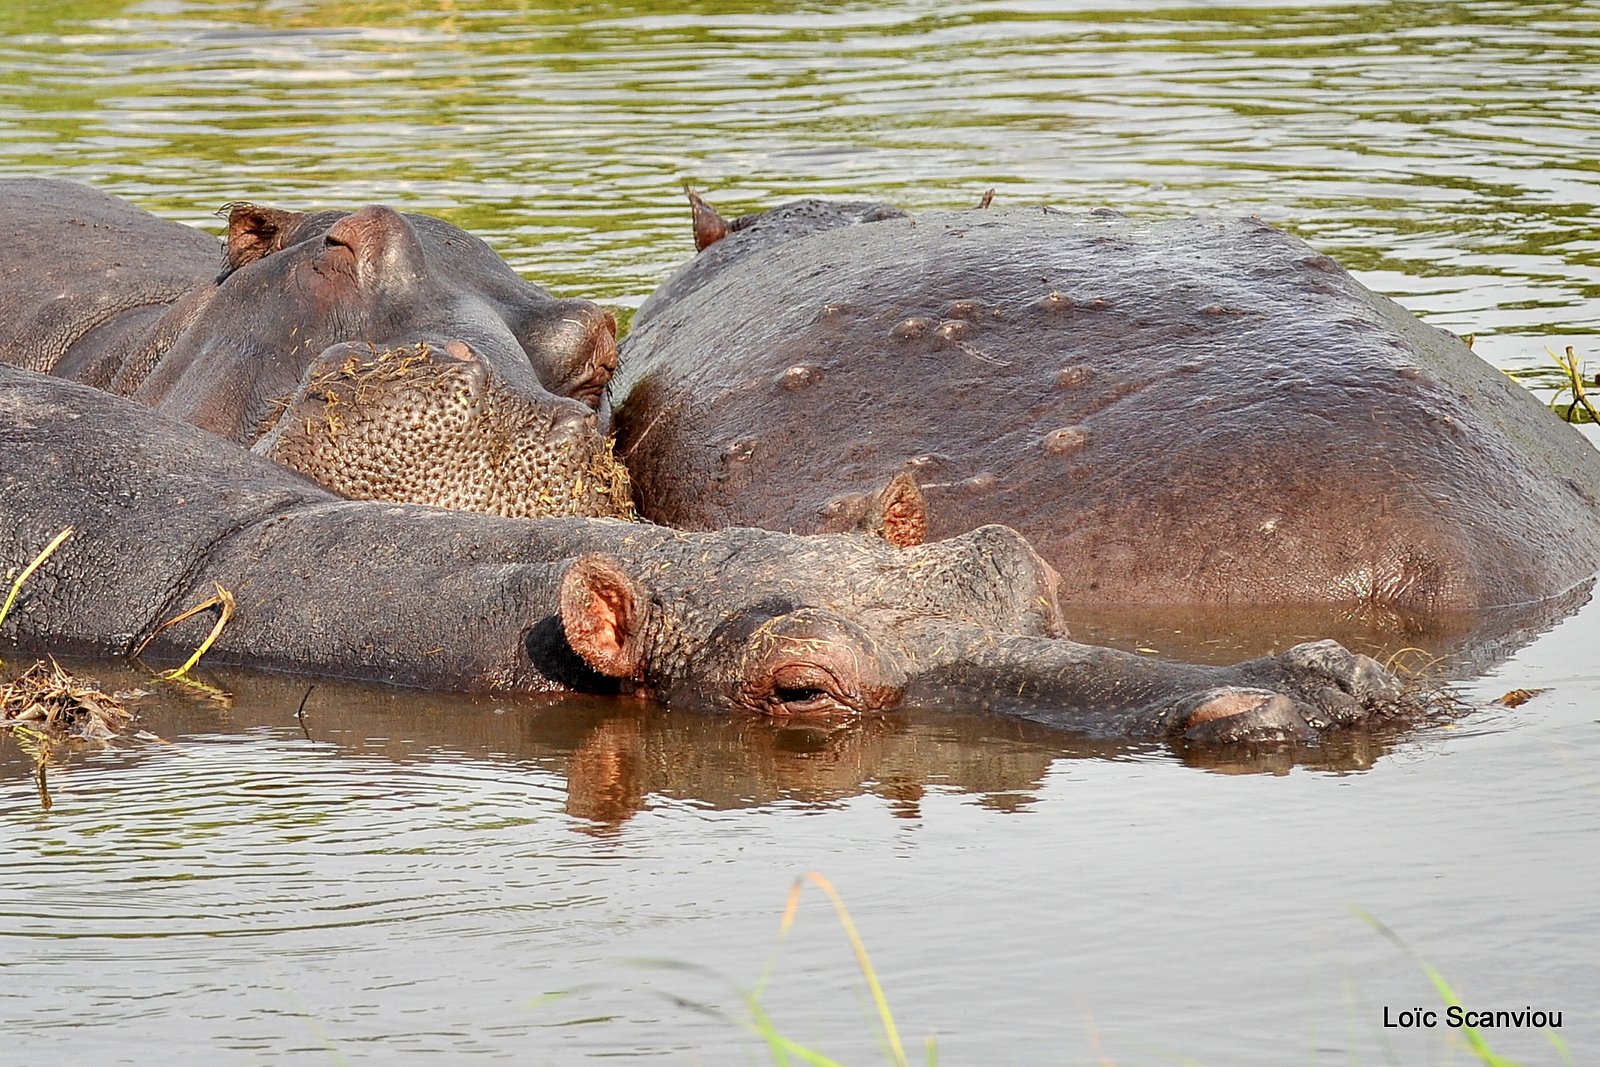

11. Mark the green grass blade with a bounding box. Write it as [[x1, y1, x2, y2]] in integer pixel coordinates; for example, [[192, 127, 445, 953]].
[[744, 993, 794, 1067], [1542, 1027, 1574, 1064], [794, 872, 909, 1067], [745, 989, 859, 1067], [1351, 906, 1524, 1067]]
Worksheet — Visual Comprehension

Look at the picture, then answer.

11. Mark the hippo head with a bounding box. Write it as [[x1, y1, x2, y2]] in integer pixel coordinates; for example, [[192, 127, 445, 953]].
[[122, 201, 618, 442], [550, 524, 1064, 718], [543, 523, 1405, 741], [255, 339, 633, 520], [220, 202, 620, 407]]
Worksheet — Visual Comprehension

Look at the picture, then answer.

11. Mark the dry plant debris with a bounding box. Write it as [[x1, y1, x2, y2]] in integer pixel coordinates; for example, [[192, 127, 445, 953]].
[[1, 658, 135, 742]]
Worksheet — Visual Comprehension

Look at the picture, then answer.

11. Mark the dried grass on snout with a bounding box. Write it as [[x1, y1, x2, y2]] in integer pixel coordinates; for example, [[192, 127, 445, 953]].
[[256, 342, 635, 519], [581, 434, 636, 520], [257, 342, 435, 440]]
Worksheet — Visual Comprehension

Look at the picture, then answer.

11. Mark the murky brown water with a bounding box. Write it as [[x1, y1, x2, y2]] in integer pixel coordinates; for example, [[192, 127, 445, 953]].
[[3, 0, 1598, 1062]]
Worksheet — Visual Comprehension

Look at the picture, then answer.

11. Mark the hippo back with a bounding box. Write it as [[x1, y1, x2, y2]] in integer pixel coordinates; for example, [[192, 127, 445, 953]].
[[0, 178, 219, 377], [615, 208, 1600, 619]]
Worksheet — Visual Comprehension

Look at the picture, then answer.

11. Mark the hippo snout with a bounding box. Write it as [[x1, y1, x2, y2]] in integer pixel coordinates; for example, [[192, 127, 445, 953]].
[[546, 402, 600, 448]]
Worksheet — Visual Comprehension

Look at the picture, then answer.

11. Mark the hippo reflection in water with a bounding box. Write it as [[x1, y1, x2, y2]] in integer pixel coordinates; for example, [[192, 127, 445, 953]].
[[0, 179, 630, 520], [85, 668, 1393, 836], [615, 192, 1600, 636], [1, 368, 1409, 745]]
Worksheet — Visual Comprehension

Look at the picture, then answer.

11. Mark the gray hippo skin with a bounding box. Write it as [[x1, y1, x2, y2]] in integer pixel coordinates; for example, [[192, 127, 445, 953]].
[[0, 179, 618, 439], [0, 366, 1406, 744], [615, 196, 1600, 623]]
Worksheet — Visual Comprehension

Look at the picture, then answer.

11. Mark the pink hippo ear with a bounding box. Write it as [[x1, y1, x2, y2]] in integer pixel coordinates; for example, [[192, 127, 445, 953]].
[[686, 188, 731, 252], [559, 555, 649, 678], [223, 203, 305, 272]]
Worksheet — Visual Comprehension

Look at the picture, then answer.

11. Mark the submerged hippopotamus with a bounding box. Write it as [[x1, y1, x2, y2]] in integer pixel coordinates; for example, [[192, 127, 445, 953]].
[[0, 366, 1408, 745], [0, 179, 630, 519], [614, 193, 1600, 627]]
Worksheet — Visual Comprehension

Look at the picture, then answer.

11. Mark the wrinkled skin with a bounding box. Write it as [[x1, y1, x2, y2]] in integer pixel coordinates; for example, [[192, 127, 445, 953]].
[[1, 367, 1410, 744], [255, 340, 633, 520], [0, 179, 618, 443], [616, 196, 1600, 625]]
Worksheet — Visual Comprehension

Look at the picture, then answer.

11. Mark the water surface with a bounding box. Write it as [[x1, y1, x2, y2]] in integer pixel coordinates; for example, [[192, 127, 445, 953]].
[[2, 1, 1597, 1062]]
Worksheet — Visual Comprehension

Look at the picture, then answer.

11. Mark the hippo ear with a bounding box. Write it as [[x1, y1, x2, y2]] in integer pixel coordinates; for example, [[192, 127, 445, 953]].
[[559, 555, 649, 678], [223, 203, 304, 272], [686, 187, 731, 252], [860, 471, 928, 548]]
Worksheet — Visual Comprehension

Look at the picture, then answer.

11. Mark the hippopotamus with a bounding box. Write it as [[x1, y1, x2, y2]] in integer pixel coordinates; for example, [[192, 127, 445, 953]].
[[614, 193, 1600, 630], [0, 178, 630, 518], [0, 365, 1409, 745], [0, 179, 619, 422], [254, 339, 632, 519]]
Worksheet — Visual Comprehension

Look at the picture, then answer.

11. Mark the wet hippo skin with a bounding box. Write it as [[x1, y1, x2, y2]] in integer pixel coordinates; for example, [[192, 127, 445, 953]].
[[1, 365, 1410, 745], [615, 199, 1600, 624], [0, 180, 621, 437], [0, 178, 628, 518]]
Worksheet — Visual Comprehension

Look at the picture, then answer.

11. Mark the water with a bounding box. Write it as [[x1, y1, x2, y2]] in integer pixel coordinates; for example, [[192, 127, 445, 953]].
[[2, 0, 1598, 1062]]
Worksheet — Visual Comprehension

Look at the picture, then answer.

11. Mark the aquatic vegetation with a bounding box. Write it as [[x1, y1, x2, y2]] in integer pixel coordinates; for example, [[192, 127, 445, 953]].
[[132, 582, 237, 681], [1355, 907, 1573, 1067], [1, 657, 139, 812], [0, 657, 134, 743], [745, 872, 935, 1067], [0, 526, 73, 667], [1504, 346, 1599, 424]]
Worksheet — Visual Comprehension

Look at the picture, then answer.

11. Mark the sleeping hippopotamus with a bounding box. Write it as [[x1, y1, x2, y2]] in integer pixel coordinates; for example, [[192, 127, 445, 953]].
[[0, 178, 629, 519], [0, 179, 619, 423], [0, 366, 1409, 745], [614, 193, 1600, 628]]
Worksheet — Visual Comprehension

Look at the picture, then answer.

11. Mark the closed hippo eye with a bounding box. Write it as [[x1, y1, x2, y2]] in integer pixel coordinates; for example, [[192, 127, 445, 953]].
[[767, 663, 854, 716], [726, 609, 907, 718]]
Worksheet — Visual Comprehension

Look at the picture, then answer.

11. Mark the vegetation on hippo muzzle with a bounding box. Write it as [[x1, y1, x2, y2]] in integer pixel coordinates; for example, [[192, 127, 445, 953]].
[[255, 341, 437, 439]]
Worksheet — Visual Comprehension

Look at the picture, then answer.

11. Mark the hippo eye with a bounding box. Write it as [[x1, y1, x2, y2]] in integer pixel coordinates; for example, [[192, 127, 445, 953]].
[[775, 684, 831, 706], [768, 665, 852, 716], [314, 232, 358, 277], [320, 232, 359, 264]]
